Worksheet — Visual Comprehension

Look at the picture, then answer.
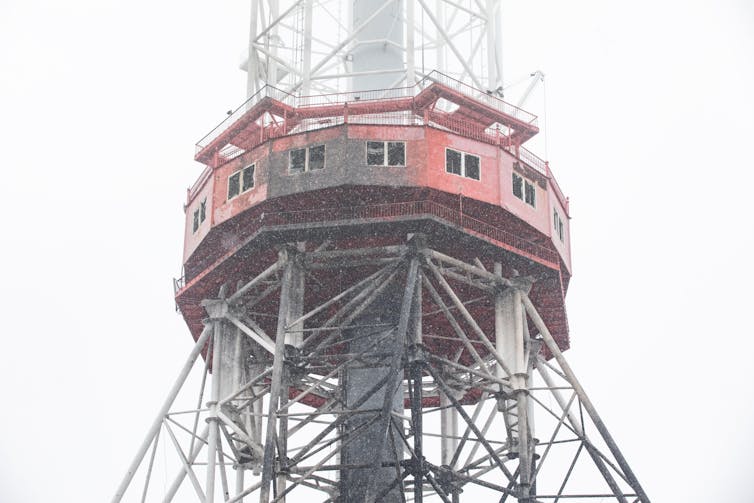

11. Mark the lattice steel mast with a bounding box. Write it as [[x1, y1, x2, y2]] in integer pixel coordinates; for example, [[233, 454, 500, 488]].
[[112, 2, 650, 502]]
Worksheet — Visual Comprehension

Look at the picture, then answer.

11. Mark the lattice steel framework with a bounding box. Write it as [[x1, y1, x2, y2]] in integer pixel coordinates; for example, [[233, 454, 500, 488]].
[[242, 0, 504, 97], [113, 237, 649, 502], [111, 1, 651, 501]]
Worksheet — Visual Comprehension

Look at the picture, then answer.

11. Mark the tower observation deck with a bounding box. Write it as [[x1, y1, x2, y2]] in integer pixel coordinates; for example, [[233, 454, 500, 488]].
[[113, 2, 649, 502]]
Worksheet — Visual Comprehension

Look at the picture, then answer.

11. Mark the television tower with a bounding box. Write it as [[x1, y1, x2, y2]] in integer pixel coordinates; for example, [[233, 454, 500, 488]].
[[113, 1, 650, 501]]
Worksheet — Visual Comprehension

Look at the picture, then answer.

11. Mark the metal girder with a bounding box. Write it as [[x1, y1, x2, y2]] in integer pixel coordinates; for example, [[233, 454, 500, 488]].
[[114, 242, 649, 502]]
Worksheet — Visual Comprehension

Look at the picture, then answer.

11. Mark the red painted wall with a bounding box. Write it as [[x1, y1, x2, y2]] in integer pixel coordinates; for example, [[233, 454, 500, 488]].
[[183, 123, 572, 271]]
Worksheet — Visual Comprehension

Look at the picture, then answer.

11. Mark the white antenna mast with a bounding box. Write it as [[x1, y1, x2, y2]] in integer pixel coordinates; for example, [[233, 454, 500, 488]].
[[241, 0, 505, 97]]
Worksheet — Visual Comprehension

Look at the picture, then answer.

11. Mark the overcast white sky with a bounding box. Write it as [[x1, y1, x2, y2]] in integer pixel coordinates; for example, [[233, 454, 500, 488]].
[[1, 1, 753, 501]]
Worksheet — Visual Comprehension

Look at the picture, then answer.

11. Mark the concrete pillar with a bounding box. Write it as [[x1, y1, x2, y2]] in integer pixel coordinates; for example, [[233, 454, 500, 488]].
[[340, 286, 404, 501]]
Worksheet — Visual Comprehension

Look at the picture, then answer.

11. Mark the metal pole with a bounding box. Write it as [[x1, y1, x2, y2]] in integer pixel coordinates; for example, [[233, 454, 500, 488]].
[[205, 302, 227, 503], [247, 0, 260, 98], [112, 325, 212, 503], [259, 248, 295, 502], [406, 0, 416, 86], [301, 0, 313, 96]]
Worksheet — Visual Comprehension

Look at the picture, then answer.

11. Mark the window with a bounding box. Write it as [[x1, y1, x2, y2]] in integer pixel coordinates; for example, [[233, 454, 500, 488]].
[[445, 148, 480, 180], [242, 164, 255, 191], [524, 181, 536, 206], [367, 141, 405, 166], [512, 172, 536, 207], [228, 164, 255, 200], [553, 209, 565, 242], [512, 173, 523, 199], [228, 171, 241, 199], [446, 149, 462, 175], [289, 145, 326, 173], [192, 199, 207, 234]]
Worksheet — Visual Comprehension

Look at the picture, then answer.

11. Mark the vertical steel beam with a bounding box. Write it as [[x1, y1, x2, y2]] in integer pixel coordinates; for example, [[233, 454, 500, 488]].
[[247, 0, 260, 97], [204, 300, 228, 503], [439, 392, 458, 467], [406, 0, 416, 86], [259, 248, 295, 503], [301, 0, 313, 96]]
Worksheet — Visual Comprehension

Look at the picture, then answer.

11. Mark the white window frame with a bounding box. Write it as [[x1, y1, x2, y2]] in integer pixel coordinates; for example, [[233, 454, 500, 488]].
[[289, 145, 326, 174], [366, 141, 406, 167], [192, 198, 208, 234], [445, 147, 481, 181], [512, 172, 536, 208], [228, 163, 256, 200]]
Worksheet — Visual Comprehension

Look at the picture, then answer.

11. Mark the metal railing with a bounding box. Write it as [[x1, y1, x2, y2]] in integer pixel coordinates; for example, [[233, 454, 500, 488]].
[[196, 85, 295, 152], [419, 71, 539, 126], [348, 111, 422, 126], [174, 199, 560, 295], [195, 71, 539, 155], [297, 86, 413, 107], [518, 146, 548, 175]]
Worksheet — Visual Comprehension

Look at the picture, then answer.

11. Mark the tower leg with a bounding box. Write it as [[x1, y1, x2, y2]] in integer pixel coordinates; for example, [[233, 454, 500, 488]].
[[259, 248, 295, 503]]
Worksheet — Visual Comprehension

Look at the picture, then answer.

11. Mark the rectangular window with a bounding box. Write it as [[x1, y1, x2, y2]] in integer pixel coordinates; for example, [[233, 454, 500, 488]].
[[242, 164, 255, 191], [367, 141, 385, 165], [512, 172, 536, 208], [387, 142, 405, 166], [524, 181, 536, 207], [367, 141, 405, 166], [308, 145, 325, 170], [554, 210, 565, 241], [228, 163, 256, 201], [228, 171, 241, 199], [289, 145, 325, 173], [446, 148, 480, 180], [192, 210, 200, 233], [289, 148, 306, 174], [446, 149, 462, 175], [512, 173, 523, 199], [464, 154, 480, 180], [200, 199, 206, 223]]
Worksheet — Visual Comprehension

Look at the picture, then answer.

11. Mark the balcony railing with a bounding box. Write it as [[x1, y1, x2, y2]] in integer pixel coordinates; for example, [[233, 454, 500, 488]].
[[196, 85, 296, 152], [419, 71, 539, 126], [195, 71, 538, 154], [174, 199, 560, 296]]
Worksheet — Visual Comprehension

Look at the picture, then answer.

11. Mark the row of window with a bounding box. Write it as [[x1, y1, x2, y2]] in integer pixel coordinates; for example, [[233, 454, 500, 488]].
[[512, 172, 536, 207], [290, 145, 326, 173], [445, 148, 480, 180], [228, 164, 255, 199], [222, 144, 541, 215]]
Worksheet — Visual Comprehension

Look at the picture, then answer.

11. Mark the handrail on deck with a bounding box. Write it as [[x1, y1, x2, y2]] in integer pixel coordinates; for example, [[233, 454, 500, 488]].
[[194, 71, 538, 154]]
